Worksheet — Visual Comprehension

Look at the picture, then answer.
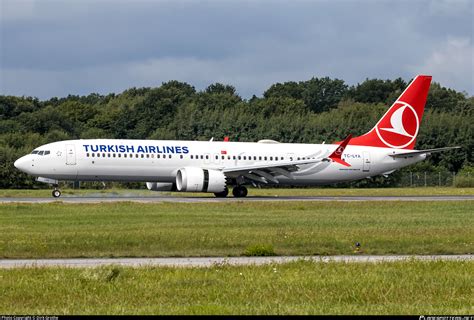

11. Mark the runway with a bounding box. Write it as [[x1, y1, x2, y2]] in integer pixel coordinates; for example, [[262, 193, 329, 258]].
[[1, 195, 473, 203], [0, 255, 471, 268]]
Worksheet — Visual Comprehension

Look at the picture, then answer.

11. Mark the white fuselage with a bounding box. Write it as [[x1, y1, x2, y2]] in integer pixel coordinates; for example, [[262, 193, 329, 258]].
[[14, 139, 425, 186]]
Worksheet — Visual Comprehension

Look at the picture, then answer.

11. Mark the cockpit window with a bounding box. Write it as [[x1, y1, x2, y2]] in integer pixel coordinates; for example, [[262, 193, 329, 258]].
[[31, 150, 50, 155]]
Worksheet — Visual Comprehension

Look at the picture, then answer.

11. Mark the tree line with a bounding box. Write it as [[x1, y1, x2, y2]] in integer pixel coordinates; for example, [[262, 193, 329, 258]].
[[1, 77, 472, 188]]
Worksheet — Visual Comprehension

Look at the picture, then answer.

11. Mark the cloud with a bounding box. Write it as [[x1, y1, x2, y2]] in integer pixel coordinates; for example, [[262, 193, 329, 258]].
[[0, 0, 36, 22], [428, 0, 472, 16], [408, 37, 473, 94], [0, 0, 472, 99]]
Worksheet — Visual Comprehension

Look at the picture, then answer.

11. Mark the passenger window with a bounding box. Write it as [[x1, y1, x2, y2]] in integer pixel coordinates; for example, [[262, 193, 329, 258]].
[[146, 154, 149, 158], [135, 154, 139, 158], [86, 153, 89, 157], [215, 155, 218, 160], [102, 153, 105, 157], [169, 155, 172, 159], [233, 156, 236, 160], [253, 156, 257, 160], [151, 154, 154, 158], [97, 154, 101, 158], [281, 157, 284, 160], [238, 156, 241, 160], [200, 155, 203, 159], [190, 155, 193, 159], [270, 157, 273, 161], [92, 153, 95, 157], [264, 156, 267, 161], [108, 154, 111, 157], [227, 156, 230, 160], [222, 156, 225, 160], [180, 155, 183, 159], [118, 154, 121, 158], [124, 154, 127, 158], [141, 154, 144, 158], [259, 156, 262, 161], [243, 156, 246, 160]]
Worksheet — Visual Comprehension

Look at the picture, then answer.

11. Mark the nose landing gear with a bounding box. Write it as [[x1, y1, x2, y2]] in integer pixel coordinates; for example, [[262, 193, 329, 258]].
[[52, 187, 61, 198]]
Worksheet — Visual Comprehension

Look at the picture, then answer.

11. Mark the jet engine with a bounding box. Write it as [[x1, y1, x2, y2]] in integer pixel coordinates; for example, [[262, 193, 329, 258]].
[[146, 182, 176, 191], [176, 167, 226, 193]]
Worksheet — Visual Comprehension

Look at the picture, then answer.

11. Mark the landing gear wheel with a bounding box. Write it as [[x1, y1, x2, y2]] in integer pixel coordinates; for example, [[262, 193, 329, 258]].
[[214, 187, 229, 198], [232, 186, 248, 198], [52, 189, 61, 198]]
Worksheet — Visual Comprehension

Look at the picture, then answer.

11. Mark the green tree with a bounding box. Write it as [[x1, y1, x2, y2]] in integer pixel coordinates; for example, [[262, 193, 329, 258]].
[[426, 82, 467, 111], [346, 78, 407, 104]]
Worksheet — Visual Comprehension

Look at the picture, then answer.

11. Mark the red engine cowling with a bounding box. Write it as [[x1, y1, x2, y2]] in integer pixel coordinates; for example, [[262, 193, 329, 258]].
[[176, 167, 226, 193]]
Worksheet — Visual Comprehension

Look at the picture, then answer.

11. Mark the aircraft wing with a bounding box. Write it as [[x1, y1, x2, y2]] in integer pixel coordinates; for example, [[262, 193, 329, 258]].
[[389, 146, 461, 158], [221, 158, 324, 183], [221, 134, 353, 184]]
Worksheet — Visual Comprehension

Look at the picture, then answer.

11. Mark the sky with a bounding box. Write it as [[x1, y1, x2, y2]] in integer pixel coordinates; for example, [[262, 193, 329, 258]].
[[0, 0, 473, 99]]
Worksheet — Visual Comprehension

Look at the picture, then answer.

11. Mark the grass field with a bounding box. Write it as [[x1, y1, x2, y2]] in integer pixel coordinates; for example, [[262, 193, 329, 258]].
[[0, 260, 472, 315], [1, 187, 473, 198], [1, 201, 472, 258]]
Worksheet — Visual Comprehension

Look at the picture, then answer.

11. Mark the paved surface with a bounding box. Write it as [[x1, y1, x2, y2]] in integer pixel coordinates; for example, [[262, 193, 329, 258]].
[[0, 255, 471, 268], [1, 195, 473, 203]]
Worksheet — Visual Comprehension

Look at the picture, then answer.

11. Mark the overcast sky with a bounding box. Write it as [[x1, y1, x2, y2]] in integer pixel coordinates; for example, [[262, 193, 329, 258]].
[[1, 0, 472, 99]]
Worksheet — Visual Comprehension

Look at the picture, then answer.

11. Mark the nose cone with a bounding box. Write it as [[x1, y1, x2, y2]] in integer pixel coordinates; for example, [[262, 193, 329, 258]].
[[14, 156, 30, 173]]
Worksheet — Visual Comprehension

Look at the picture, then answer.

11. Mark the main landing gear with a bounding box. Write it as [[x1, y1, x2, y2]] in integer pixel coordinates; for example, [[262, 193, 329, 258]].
[[52, 186, 61, 198], [214, 187, 229, 198], [232, 185, 248, 198], [213, 186, 248, 198]]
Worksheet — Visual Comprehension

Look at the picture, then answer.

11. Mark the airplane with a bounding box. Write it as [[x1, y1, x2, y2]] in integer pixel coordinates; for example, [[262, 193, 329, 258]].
[[14, 75, 460, 198]]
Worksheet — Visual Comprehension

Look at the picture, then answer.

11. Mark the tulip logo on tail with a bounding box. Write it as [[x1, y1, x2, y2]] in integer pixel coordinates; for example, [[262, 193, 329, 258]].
[[334, 146, 345, 156], [375, 101, 419, 149]]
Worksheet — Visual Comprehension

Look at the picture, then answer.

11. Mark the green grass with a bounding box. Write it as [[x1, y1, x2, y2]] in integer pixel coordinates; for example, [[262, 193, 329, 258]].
[[247, 187, 474, 197], [0, 260, 472, 314], [0, 187, 473, 198], [0, 201, 472, 258]]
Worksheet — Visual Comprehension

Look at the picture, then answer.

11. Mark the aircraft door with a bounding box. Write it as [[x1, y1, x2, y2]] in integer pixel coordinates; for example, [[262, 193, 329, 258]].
[[363, 151, 371, 172], [66, 144, 76, 165]]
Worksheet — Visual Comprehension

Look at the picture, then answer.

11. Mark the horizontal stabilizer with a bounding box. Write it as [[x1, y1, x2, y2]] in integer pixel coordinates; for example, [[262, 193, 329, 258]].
[[389, 146, 461, 158]]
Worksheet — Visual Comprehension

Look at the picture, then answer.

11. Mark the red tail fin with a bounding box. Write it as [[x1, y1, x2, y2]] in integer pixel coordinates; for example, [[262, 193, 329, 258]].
[[350, 75, 432, 149]]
